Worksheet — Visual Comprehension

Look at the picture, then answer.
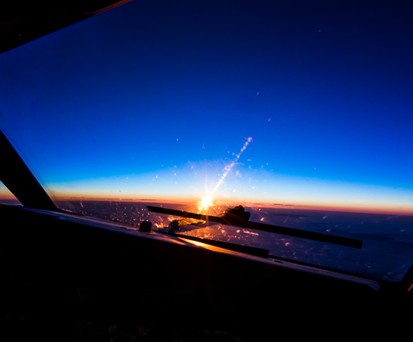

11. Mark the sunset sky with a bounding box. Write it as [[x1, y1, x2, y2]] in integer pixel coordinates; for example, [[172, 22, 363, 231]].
[[1, 0, 413, 214]]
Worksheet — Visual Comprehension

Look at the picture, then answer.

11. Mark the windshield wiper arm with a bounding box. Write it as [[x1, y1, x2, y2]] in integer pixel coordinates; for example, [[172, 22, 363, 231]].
[[147, 205, 363, 249]]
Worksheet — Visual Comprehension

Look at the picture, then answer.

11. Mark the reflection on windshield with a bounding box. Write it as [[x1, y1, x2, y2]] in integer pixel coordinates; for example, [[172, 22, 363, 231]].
[[57, 199, 413, 283]]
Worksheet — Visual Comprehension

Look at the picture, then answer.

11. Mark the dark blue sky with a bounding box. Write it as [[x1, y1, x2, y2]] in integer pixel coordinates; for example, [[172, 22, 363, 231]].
[[1, 0, 413, 213]]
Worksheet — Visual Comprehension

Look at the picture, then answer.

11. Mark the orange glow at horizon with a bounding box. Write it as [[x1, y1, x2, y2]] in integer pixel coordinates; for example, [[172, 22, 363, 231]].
[[40, 163, 413, 217], [46, 190, 413, 216]]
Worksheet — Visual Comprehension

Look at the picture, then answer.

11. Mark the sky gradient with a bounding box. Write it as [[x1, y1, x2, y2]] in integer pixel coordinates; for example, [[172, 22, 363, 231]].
[[1, 0, 413, 214]]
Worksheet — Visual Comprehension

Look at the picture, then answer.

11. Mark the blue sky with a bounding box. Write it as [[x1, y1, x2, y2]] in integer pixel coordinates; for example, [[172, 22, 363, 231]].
[[1, 0, 413, 213]]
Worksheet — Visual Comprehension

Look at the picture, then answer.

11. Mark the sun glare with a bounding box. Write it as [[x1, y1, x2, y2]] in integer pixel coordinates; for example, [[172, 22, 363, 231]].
[[198, 195, 214, 213]]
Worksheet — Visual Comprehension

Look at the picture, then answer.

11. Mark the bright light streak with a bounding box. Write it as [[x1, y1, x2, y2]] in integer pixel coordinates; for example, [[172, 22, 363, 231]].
[[198, 137, 252, 212]]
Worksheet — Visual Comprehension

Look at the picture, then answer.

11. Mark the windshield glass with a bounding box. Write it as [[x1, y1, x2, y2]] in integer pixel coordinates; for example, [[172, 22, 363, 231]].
[[1, 0, 413, 280], [0, 182, 20, 205]]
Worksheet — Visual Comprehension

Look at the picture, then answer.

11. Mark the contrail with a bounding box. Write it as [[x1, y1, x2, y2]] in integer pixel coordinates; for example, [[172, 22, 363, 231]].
[[210, 136, 253, 196], [199, 137, 253, 212]]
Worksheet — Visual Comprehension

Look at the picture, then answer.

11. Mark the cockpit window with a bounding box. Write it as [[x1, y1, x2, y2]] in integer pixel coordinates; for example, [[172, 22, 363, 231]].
[[0, 0, 412, 269]]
